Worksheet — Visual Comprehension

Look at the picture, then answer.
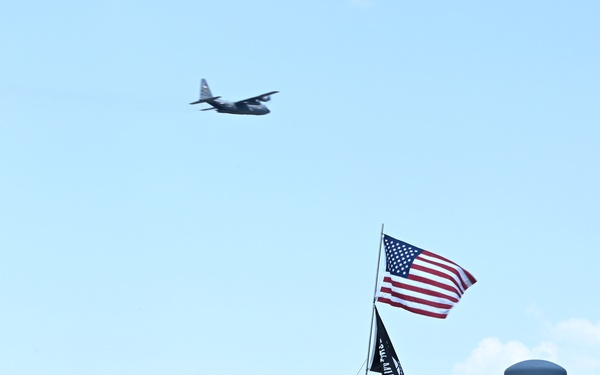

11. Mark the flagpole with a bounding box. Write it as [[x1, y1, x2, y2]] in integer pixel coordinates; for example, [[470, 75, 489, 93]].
[[365, 223, 385, 375]]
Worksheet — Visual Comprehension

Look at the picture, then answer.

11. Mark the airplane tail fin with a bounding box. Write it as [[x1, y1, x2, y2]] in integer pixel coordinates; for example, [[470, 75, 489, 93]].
[[190, 79, 221, 105], [200, 79, 212, 99]]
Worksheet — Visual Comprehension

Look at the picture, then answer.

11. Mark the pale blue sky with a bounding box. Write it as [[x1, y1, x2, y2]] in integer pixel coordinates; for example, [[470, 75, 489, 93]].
[[1, 1, 599, 375]]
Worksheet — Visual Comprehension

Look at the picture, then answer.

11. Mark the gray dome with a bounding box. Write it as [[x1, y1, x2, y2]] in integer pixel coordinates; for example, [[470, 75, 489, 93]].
[[505, 360, 566, 375]]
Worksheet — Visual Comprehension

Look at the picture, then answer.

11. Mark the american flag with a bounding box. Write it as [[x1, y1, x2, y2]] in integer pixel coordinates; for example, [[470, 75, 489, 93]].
[[376, 235, 477, 319]]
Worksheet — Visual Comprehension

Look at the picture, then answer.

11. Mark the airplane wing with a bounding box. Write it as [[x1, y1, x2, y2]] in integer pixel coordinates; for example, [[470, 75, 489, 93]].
[[235, 91, 279, 105]]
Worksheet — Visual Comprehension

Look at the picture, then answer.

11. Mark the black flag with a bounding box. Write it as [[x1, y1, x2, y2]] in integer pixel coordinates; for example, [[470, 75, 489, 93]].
[[369, 307, 404, 375]]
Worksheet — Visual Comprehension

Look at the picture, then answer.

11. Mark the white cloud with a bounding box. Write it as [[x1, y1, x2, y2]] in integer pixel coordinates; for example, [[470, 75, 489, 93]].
[[453, 338, 557, 375], [548, 318, 600, 374], [551, 318, 600, 345], [454, 316, 600, 375]]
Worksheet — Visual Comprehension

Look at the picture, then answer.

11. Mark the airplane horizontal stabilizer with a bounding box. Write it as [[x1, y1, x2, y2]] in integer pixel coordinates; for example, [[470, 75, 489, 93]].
[[189, 96, 221, 105]]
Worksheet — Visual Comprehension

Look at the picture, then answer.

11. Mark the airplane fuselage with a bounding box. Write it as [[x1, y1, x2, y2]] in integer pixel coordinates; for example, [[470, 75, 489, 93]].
[[210, 99, 270, 115]]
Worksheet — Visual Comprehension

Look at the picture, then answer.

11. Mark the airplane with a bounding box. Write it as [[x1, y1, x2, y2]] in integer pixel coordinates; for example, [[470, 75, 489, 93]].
[[190, 79, 278, 115]]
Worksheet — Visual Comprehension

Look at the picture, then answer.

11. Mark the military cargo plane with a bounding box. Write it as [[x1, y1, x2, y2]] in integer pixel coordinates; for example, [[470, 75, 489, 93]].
[[190, 79, 278, 115]]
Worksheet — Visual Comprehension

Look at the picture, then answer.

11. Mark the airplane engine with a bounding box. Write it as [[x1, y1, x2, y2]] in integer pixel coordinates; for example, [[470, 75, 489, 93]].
[[259, 95, 271, 102]]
